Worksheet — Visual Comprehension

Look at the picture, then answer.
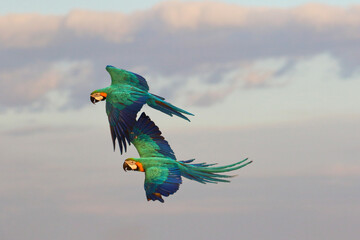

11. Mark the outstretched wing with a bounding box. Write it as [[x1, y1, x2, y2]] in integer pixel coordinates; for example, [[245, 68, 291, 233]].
[[106, 91, 147, 154], [106, 65, 149, 91], [144, 165, 182, 203], [130, 112, 176, 159]]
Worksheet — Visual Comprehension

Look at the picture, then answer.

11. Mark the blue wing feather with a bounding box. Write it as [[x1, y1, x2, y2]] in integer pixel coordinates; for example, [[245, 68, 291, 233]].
[[145, 166, 182, 203], [106, 95, 147, 154], [130, 112, 176, 159], [128, 71, 149, 91]]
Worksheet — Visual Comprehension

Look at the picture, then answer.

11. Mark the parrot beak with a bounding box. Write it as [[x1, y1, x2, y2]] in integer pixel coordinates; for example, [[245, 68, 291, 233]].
[[90, 92, 107, 104], [123, 162, 132, 172], [123, 162, 131, 172], [90, 95, 98, 104], [123, 160, 138, 172]]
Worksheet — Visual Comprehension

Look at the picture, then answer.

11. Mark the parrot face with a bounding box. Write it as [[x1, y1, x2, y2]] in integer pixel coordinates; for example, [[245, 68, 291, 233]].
[[90, 92, 107, 104], [123, 159, 138, 171]]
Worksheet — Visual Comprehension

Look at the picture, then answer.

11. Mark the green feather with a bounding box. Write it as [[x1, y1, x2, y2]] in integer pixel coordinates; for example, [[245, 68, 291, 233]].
[[90, 66, 193, 154], [106, 65, 149, 91]]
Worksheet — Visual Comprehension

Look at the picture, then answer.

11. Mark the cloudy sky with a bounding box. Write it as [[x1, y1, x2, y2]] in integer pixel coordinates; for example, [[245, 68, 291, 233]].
[[1, 0, 360, 239]]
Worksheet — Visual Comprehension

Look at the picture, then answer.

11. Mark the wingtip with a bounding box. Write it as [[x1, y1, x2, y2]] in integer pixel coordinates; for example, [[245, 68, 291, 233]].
[[146, 196, 165, 203], [139, 112, 148, 119]]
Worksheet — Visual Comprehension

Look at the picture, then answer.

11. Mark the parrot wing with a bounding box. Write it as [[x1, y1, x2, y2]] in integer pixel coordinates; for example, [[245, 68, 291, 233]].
[[106, 65, 149, 91], [106, 91, 148, 154], [144, 165, 182, 203], [130, 112, 176, 160]]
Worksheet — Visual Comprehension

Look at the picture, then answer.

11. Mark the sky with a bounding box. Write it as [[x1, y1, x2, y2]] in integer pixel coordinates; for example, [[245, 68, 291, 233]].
[[1, 0, 360, 239], [2, 0, 360, 14]]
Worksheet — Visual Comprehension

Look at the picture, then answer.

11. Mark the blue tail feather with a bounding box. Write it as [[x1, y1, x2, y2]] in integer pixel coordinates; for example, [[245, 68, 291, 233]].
[[147, 94, 194, 121]]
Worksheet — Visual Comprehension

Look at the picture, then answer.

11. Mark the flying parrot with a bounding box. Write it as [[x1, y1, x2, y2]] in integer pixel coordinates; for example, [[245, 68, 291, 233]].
[[90, 65, 193, 154], [123, 112, 252, 203]]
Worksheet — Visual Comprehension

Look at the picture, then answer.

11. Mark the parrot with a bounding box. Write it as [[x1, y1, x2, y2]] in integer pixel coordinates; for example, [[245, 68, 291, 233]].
[[122, 112, 252, 203], [90, 65, 193, 154]]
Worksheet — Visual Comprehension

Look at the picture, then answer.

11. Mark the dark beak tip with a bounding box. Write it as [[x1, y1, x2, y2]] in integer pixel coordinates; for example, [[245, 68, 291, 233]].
[[90, 96, 98, 104], [123, 162, 128, 172]]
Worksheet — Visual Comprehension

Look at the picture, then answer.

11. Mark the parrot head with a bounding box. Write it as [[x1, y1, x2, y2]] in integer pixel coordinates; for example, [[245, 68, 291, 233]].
[[90, 91, 107, 104], [123, 158, 139, 172]]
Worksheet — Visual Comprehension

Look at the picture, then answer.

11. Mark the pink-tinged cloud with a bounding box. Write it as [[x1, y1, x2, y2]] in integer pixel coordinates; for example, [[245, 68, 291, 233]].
[[291, 3, 360, 28], [0, 61, 93, 108], [1, 2, 360, 48], [1, 2, 360, 110], [64, 10, 134, 43], [151, 1, 252, 29], [0, 65, 59, 102], [0, 14, 61, 48]]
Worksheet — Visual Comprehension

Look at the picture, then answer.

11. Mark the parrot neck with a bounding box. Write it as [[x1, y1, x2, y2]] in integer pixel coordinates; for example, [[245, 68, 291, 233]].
[[135, 162, 145, 172], [132, 158, 145, 172]]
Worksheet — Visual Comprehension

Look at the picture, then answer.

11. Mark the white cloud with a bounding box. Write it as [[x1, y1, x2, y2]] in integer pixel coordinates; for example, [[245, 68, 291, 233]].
[[0, 14, 61, 48], [3, 2, 360, 50], [64, 10, 135, 43], [160, 53, 360, 129], [1, 1, 360, 113], [0, 60, 93, 108]]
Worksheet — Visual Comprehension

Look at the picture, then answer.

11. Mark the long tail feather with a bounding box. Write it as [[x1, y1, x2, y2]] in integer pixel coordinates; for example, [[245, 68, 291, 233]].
[[179, 158, 252, 184], [147, 93, 194, 121]]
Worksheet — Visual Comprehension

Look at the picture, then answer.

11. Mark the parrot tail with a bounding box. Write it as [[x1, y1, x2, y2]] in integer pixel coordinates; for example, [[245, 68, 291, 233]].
[[147, 93, 194, 121], [178, 158, 252, 184]]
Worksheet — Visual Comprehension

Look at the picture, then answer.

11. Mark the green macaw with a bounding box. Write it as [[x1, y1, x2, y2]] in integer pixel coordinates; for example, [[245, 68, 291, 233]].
[[90, 65, 193, 154], [123, 112, 252, 203]]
